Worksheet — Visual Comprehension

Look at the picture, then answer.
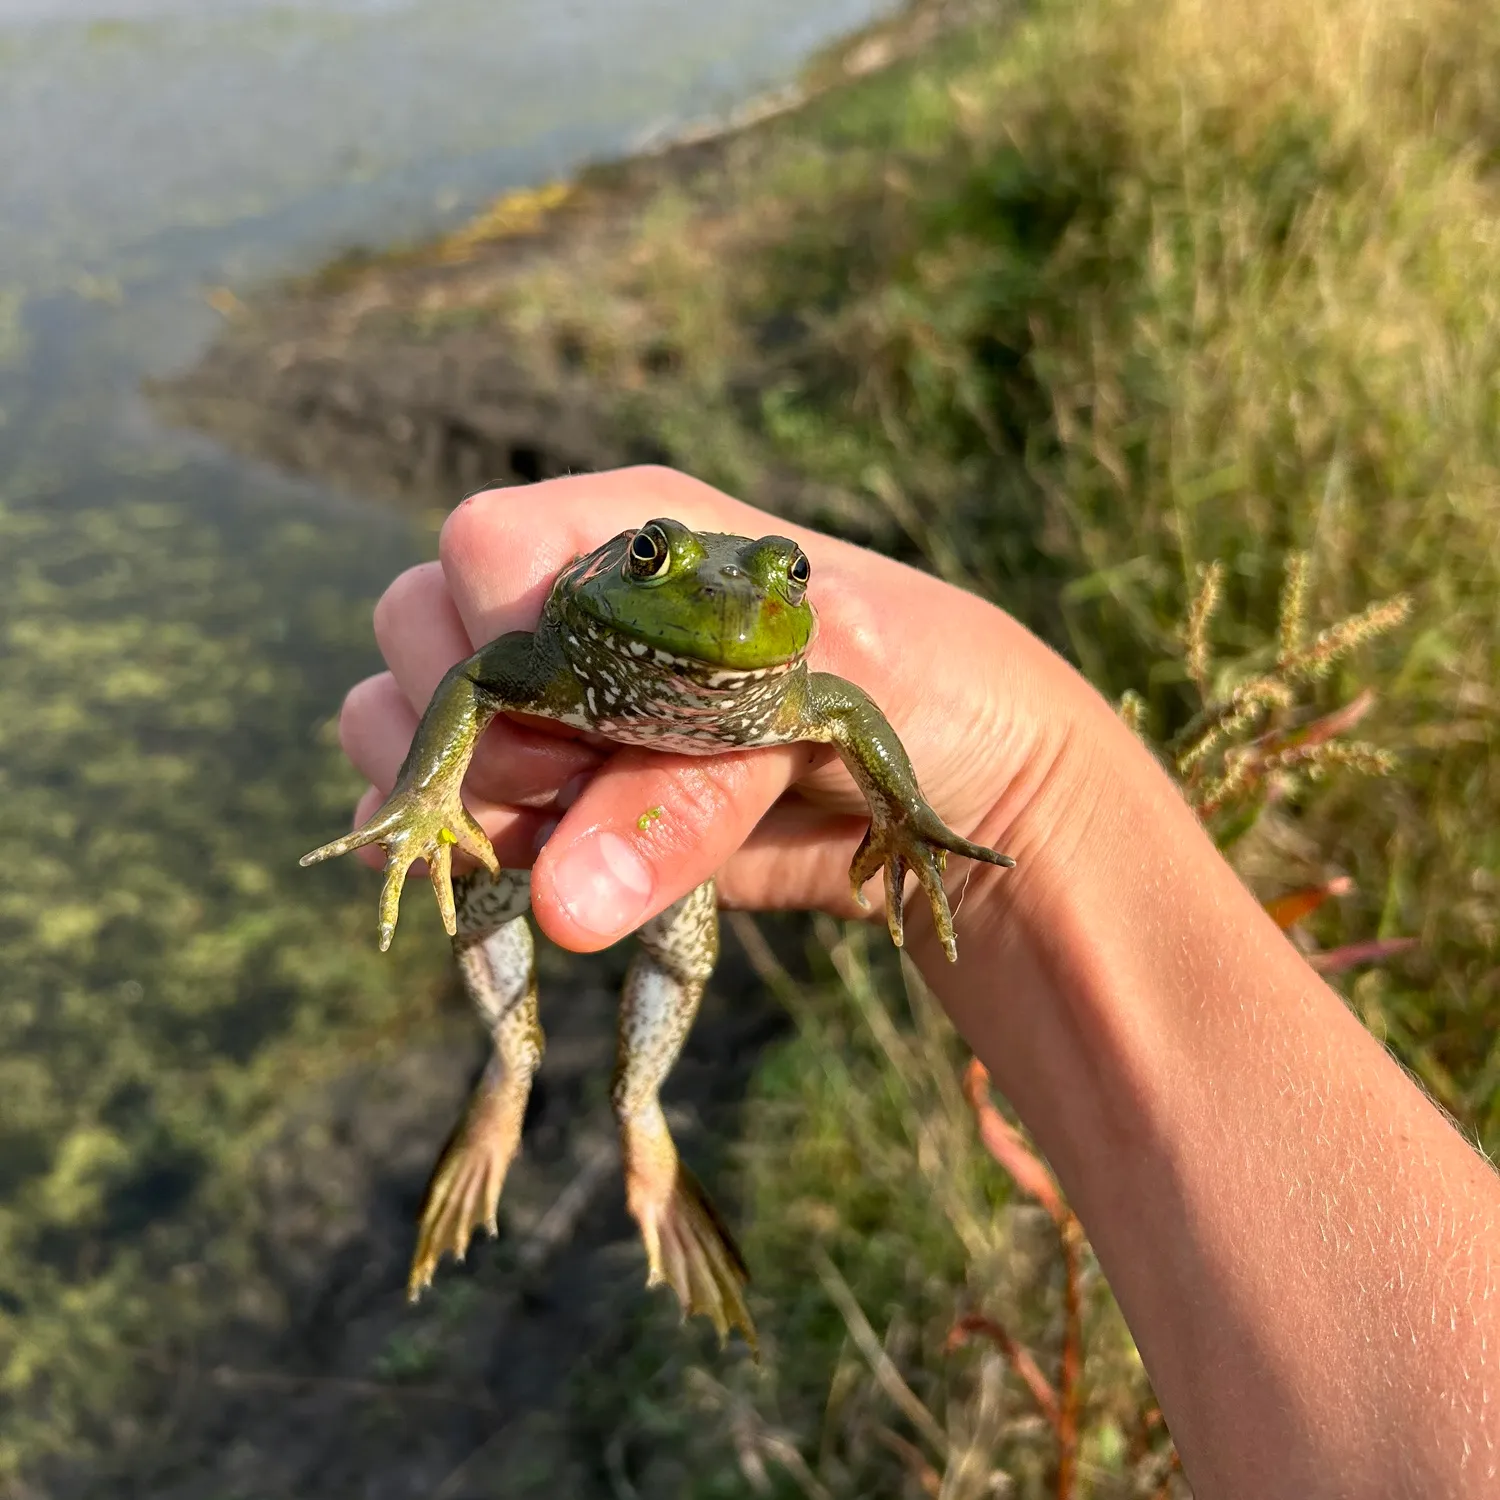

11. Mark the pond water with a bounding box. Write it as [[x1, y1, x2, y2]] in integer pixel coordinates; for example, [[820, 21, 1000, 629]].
[[0, 0, 890, 1472]]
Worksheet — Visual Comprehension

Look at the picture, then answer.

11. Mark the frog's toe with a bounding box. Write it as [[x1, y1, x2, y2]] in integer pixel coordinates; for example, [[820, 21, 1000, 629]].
[[424, 838, 458, 940], [377, 853, 415, 952], [299, 805, 400, 867], [850, 812, 1013, 962], [910, 841, 958, 963], [848, 824, 882, 909], [453, 802, 500, 876], [883, 848, 910, 948]]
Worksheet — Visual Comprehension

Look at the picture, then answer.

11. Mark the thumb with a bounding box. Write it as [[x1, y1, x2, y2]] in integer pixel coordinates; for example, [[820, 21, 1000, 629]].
[[528, 741, 816, 950]]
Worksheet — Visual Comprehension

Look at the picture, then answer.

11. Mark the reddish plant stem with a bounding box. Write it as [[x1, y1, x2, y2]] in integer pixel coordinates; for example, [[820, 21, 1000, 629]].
[[873, 1425, 941, 1497], [945, 1314, 1060, 1427], [961, 1060, 1084, 1500], [1057, 1217, 1083, 1500], [962, 1059, 1067, 1224]]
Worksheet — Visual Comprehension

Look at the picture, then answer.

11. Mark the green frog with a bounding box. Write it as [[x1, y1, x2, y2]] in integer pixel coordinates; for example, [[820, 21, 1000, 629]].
[[303, 518, 1014, 1349]]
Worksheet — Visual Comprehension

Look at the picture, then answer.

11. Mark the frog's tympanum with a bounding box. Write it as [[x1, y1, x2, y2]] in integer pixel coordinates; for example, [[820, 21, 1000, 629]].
[[304, 519, 1014, 1349]]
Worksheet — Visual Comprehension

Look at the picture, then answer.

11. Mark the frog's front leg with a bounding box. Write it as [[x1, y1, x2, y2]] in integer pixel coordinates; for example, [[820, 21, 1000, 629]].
[[784, 672, 1015, 963], [302, 630, 579, 950]]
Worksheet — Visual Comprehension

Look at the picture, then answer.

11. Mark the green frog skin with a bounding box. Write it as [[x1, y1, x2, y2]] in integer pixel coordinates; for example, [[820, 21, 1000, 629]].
[[303, 518, 1015, 1347]]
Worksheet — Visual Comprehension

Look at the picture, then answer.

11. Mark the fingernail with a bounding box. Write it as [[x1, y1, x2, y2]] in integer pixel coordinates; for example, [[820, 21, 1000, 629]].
[[551, 830, 654, 939]]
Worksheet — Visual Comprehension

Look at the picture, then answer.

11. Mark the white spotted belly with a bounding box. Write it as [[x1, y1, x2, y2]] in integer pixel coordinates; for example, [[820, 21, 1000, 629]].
[[592, 719, 788, 754], [554, 630, 803, 753]]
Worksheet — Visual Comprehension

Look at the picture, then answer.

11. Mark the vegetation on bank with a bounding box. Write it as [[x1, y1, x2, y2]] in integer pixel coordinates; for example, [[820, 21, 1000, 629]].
[[384, 0, 1499, 1490]]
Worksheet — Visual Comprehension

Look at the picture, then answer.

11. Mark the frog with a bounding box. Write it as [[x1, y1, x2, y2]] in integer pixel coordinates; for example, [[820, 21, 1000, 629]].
[[302, 517, 1015, 1349]]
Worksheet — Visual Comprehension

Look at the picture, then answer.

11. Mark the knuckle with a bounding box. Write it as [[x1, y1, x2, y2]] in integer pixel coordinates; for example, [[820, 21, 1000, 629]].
[[616, 462, 682, 491], [438, 486, 514, 571], [615, 464, 714, 517], [642, 755, 772, 867]]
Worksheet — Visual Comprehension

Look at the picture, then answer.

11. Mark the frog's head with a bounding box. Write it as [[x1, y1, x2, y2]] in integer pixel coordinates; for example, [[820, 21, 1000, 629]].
[[557, 518, 816, 670]]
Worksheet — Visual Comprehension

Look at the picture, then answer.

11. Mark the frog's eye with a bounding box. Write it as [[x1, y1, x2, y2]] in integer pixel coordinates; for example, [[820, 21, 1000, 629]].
[[786, 549, 811, 603], [625, 524, 671, 580]]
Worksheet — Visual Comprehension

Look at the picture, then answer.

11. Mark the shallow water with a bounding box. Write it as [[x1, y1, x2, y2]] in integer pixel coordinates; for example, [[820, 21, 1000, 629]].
[[0, 0, 890, 1471]]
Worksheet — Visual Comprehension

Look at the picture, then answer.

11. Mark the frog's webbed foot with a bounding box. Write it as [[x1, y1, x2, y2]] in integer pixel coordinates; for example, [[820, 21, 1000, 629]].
[[408, 1053, 530, 1300], [621, 1110, 756, 1353], [848, 808, 1015, 965], [301, 781, 498, 952]]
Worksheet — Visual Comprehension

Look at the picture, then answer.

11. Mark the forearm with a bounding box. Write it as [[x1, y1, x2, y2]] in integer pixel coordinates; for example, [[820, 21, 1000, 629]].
[[927, 701, 1500, 1498], [393, 658, 494, 789]]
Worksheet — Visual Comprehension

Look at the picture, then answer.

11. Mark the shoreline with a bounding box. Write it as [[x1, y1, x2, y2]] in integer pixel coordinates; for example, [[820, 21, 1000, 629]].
[[154, 0, 973, 538]]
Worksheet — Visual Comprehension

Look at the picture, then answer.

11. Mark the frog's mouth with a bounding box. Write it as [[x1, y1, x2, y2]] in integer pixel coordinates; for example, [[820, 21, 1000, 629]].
[[570, 578, 816, 673]]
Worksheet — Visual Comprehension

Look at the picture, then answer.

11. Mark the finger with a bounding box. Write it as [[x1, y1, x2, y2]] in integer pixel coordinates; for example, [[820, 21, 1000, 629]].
[[340, 671, 600, 814], [373, 561, 472, 710], [528, 742, 817, 952], [713, 800, 877, 921], [339, 673, 419, 790]]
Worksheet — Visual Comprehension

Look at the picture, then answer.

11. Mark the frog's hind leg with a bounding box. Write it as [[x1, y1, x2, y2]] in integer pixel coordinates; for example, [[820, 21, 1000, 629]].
[[408, 868, 541, 1301], [612, 880, 756, 1351]]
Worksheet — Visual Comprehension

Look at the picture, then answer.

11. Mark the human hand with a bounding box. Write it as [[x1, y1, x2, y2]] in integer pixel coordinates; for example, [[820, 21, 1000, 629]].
[[335, 466, 1127, 973]]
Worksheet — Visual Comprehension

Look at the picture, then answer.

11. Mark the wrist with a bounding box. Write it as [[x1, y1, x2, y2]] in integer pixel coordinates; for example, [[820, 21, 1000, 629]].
[[914, 686, 1198, 1158]]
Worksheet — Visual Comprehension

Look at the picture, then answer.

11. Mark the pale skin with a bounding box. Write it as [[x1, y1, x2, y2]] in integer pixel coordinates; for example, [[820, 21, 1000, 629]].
[[337, 466, 1499, 1499]]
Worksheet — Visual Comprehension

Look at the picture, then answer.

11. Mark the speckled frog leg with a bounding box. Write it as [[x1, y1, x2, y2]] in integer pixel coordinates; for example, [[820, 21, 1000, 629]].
[[777, 672, 1016, 962], [302, 629, 580, 951], [612, 879, 755, 1350], [408, 868, 541, 1301]]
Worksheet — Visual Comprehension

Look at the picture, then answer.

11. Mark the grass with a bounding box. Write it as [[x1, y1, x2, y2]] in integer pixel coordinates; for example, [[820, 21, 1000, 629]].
[[394, 0, 1500, 1489]]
